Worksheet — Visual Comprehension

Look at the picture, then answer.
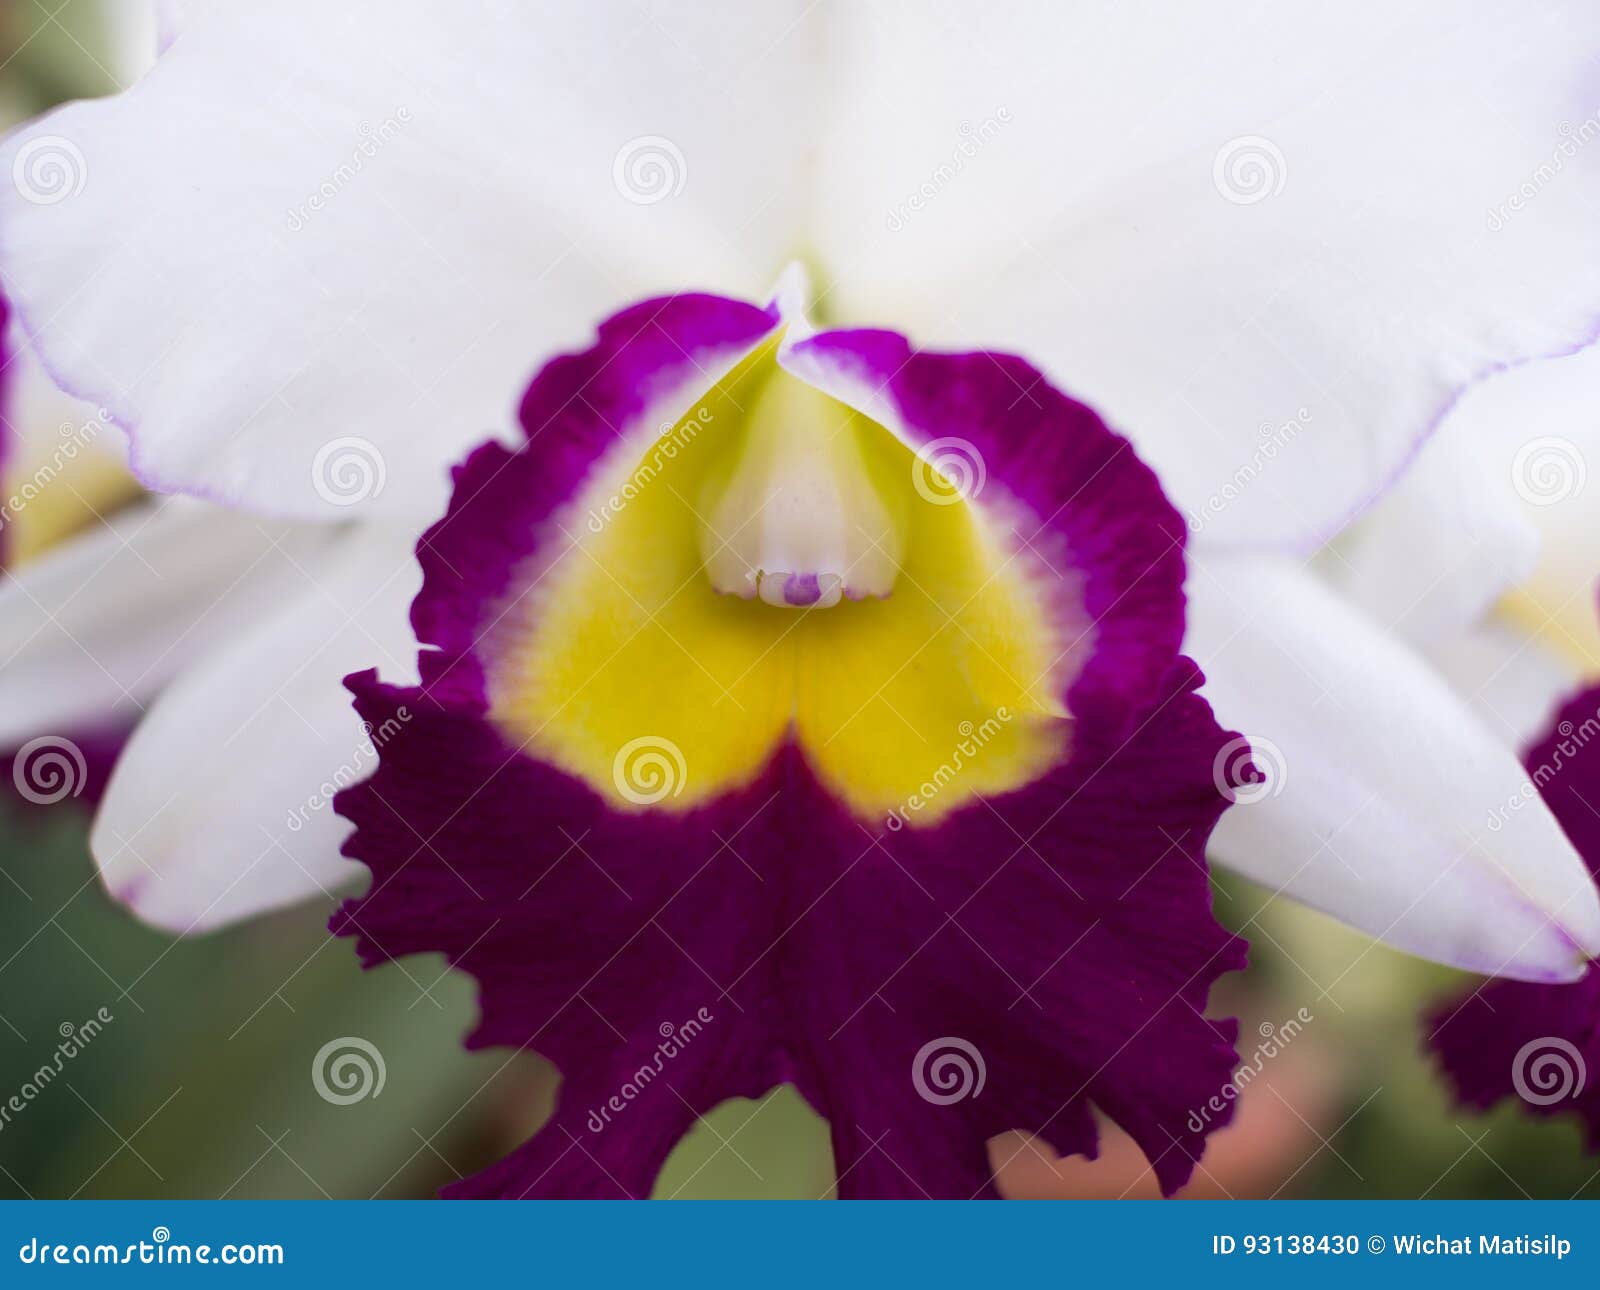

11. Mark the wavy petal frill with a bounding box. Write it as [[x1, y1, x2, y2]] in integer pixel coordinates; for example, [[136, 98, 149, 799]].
[[1428, 680, 1600, 1143], [333, 289, 1245, 1198]]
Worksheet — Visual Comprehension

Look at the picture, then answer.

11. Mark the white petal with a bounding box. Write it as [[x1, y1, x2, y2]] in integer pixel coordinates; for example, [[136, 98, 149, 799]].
[[1320, 404, 1538, 651], [1332, 339, 1600, 661], [1427, 619, 1578, 753], [1188, 552, 1600, 981], [0, 498, 332, 745], [0, 0, 817, 520], [1449, 345, 1600, 671], [92, 523, 421, 933], [818, 2, 1600, 550]]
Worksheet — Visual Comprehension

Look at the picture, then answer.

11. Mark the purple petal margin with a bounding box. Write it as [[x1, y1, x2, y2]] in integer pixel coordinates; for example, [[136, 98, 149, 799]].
[[335, 661, 1243, 1198]]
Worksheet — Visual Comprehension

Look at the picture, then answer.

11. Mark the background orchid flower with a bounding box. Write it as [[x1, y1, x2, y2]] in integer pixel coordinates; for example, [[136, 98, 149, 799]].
[[3, 6, 1600, 981], [1376, 344, 1600, 1149], [0, 315, 422, 927], [1342, 342, 1600, 747], [0, 289, 137, 806], [1428, 662, 1600, 1142], [2, 278, 345, 830], [1201, 341, 1600, 984], [0, 14, 422, 927]]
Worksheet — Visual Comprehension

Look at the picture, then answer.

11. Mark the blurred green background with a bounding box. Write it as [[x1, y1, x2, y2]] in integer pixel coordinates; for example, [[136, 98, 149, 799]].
[[3, 0, 1598, 1202]]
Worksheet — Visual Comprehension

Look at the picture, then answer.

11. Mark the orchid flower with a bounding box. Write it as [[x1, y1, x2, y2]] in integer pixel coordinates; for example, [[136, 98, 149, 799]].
[[0, 12, 420, 922], [5, 0, 1600, 1192], [0, 289, 132, 806], [1429, 660, 1600, 1144], [0, 337, 420, 924], [333, 277, 1249, 1196], [1343, 341, 1600, 749], [1409, 344, 1600, 1147], [1192, 343, 1600, 982]]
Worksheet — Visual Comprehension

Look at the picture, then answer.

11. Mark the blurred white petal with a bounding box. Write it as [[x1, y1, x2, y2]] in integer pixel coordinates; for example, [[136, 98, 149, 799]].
[[1459, 346, 1600, 671], [1189, 553, 1600, 980], [1427, 619, 1578, 752], [0, 499, 332, 745], [1324, 406, 1538, 650], [92, 523, 420, 933]]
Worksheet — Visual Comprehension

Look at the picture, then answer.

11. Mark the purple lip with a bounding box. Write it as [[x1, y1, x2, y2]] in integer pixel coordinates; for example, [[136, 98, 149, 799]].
[[332, 287, 1242, 1200]]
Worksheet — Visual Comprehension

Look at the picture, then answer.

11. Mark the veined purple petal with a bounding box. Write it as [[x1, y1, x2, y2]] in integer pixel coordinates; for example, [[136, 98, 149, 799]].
[[335, 286, 1243, 1197], [1427, 679, 1600, 1144], [335, 661, 1243, 1198]]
